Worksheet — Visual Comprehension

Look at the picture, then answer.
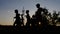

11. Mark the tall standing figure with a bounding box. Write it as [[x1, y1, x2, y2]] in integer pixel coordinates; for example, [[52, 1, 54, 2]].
[[35, 3, 43, 26]]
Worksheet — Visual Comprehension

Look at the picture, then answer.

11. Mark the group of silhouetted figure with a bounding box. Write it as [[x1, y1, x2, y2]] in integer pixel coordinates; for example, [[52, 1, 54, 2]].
[[12, 3, 60, 32]]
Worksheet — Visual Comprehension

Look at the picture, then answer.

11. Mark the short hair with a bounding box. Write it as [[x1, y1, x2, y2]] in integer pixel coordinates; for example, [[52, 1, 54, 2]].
[[26, 10, 29, 13], [36, 3, 40, 7], [15, 9, 18, 13]]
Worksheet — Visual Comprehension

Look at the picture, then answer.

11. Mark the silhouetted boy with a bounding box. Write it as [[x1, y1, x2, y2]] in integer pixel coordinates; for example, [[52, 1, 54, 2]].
[[31, 15, 36, 26], [26, 10, 31, 27], [13, 9, 21, 27]]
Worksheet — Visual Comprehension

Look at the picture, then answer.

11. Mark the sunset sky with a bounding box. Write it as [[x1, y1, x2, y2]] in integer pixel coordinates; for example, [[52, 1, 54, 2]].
[[0, 0, 60, 25]]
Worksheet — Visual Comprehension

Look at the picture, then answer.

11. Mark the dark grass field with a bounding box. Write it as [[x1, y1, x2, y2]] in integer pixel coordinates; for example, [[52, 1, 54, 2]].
[[0, 25, 60, 32]]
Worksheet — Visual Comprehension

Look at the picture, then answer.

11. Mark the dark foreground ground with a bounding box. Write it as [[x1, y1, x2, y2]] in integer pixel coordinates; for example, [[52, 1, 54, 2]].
[[0, 25, 60, 32]]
